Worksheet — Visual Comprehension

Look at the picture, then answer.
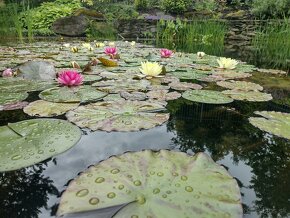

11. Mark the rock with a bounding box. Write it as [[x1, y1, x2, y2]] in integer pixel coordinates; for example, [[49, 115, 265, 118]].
[[51, 15, 88, 36], [17, 61, 56, 81], [225, 10, 247, 19], [73, 8, 105, 20]]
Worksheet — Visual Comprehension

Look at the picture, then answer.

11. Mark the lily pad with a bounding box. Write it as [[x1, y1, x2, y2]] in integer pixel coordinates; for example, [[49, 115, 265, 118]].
[[93, 79, 150, 94], [198, 72, 252, 82], [147, 90, 181, 101], [169, 82, 202, 91], [0, 101, 29, 111], [249, 111, 290, 140], [0, 92, 29, 105], [39, 86, 107, 103], [24, 100, 79, 117], [183, 90, 233, 104], [82, 75, 102, 82], [0, 119, 81, 172], [57, 150, 242, 217], [66, 100, 169, 132], [216, 81, 263, 91], [120, 91, 147, 101], [222, 90, 272, 102], [170, 70, 209, 80]]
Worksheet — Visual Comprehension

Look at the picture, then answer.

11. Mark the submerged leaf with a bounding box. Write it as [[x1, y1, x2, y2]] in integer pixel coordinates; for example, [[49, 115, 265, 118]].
[[0, 119, 81, 172], [58, 150, 242, 217]]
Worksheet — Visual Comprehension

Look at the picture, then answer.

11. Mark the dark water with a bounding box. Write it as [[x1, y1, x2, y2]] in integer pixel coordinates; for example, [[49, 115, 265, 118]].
[[0, 40, 289, 218]]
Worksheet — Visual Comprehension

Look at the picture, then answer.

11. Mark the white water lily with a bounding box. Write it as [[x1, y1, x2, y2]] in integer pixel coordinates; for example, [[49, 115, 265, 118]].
[[197, 52, 205, 58], [217, 57, 239, 70], [140, 61, 163, 77], [95, 42, 105, 47], [82, 43, 91, 49], [63, 43, 70, 48], [131, 41, 136, 46], [109, 41, 115, 46]]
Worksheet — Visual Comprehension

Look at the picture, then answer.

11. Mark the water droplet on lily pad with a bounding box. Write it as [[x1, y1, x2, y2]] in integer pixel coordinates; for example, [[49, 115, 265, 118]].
[[111, 168, 120, 174], [133, 180, 142, 186], [11, 154, 22, 160], [107, 192, 116, 199], [181, 176, 188, 181], [153, 188, 160, 194], [89, 197, 99, 205], [76, 189, 89, 197], [185, 186, 193, 192], [95, 177, 105, 183]]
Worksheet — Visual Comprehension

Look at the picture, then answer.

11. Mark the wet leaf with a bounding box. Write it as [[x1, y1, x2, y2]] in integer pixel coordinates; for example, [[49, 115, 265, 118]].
[[0, 119, 81, 172], [222, 90, 272, 102], [169, 82, 202, 91], [58, 150, 242, 217], [217, 81, 263, 91], [182, 90, 233, 104], [0, 92, 29, 105], [147, 90, 181, 101]]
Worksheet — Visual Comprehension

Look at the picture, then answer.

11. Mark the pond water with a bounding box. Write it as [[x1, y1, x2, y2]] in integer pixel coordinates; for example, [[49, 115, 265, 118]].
[[0, 40, 289, 218]]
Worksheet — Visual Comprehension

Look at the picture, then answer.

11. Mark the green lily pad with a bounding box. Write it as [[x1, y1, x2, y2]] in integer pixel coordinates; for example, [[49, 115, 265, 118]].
[[0, 78, 55, 93], [92, 79, 150, 94], [66, 100, 169, 132], [198, 72, 252, 82], [39, 86, 107, 103], [0, 119, 81, 172], [222, 90, 272, 102], [216, 81, 263, 91], [82, 75, 102, 82], [120, 91, 147, 101], [24, 100, 79, 117], [249, 111, 290, 140], [169, 82, 203, 91], [183, 90, 233, 104], [57, 150, 242, 217], [0, 92, 29, 105], [147, 90, 181, 101], [170, 70, 209, 80]]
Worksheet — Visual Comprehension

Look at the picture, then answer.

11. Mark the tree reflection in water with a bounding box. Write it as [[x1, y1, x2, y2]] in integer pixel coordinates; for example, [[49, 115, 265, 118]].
[[167, 100, 290, 217], [0, 162, 58, 218]]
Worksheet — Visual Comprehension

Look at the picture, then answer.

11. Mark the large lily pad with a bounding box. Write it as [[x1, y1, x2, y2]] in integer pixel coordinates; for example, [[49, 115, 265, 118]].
[[24, 100, 79, 117], [93, 79, 150, 94], [216, 81, 263, 91], [249, 111, 290, 140], [147, 90, 181, 101], [183, 90, 233, 104], [57, 150, 242, 217], [39, 86, 107, 103], [0, 119, 81, 172], [170, 70, 209, 80], [66, 100, 169, 132], [222, 90, 272, 102], [169, 82, 202, 91], [0, 92, 29, 105]]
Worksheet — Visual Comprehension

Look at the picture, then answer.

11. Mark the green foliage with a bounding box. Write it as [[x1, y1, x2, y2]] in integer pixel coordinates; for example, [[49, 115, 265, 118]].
[[134, 0, 148, 10], [157, 19, 227, 56], [86, 21, 117, 40], [24, 0, 81, 29], [251, 0, 290, 18], [161, 0, 192, 14], [252, 19, 290, 70], [194, 0, 217, 12], [94, 3, 139, 20]]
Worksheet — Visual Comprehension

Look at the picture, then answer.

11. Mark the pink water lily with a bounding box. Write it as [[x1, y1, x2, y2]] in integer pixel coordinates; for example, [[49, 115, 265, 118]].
[[160, 49, 173, 58], [105, 47, 118, 58], [57, 70, 83, 87], [2, 68, 13, 77]]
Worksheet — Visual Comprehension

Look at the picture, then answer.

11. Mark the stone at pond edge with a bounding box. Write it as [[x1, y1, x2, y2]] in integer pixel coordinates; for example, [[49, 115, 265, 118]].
[[0, 119, 81, 172], [57, 150, 243, 217], [51, 15, 88, 36], [17, 61, 56, 81]]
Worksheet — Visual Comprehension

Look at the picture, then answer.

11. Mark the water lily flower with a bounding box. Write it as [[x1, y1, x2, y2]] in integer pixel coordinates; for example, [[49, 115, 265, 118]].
[[2, 68, 13, 77], [131, 41, 136, 46], [197, 52, 205, 58], [63, 43, 70, 48], [109, 42, 115, 46], [71, 47, 78, 53], [57, 70, 83, 86], [217, 57, 239, 70], [71, 61, 81, 69], [160, 49, 173, 58], [105, 47, 118, 58], [140, 61, 163, 78], [95, 42, 105, 47]]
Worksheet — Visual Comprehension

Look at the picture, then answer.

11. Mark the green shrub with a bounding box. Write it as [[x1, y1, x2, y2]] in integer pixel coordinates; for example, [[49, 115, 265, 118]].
[[134, 0, 148, 10], [23, 0, 81, 29], [194, 0, 217, 12], [252, 0, 290, 18], [161, 0, 192, 14]]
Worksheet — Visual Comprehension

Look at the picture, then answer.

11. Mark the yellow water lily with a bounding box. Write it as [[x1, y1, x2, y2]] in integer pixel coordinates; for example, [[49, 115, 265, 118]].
[[217, 57, 239, 70], [131, 41, 136, 46], [140, 61, 162, 78], [95, 42, 105, 47], [82, 43, 91, 49], [109, 41, 115, 46], [71, 46, 78, 53]]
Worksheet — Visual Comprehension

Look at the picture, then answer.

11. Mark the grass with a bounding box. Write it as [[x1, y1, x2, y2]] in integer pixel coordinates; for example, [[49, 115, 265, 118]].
[[156, 19, 227, 56], [252, 19, 290, 70]]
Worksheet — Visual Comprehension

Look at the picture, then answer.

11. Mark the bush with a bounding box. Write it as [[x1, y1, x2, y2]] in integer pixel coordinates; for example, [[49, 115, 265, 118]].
[[161, 0, 192, 14], [194, 0, 217, 12], [252, 0, 290, 18], [23, 0, 81, 29], [134, 0, 148, 10]]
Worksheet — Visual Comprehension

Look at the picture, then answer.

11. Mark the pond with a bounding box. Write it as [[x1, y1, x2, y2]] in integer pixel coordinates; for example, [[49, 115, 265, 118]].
[[0, 40, 289, 218]]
